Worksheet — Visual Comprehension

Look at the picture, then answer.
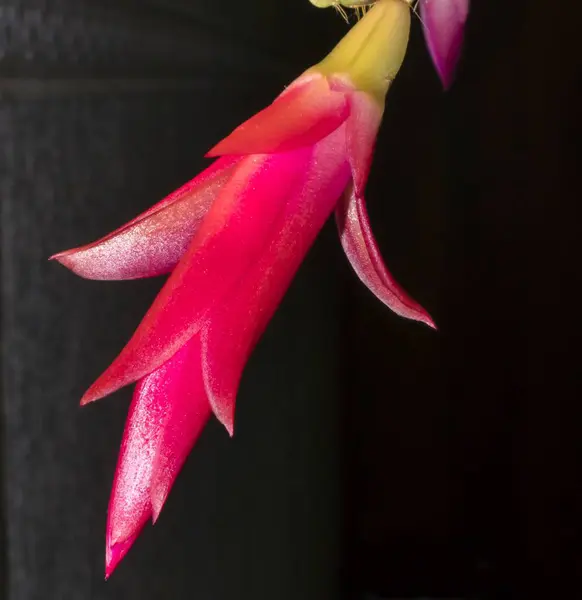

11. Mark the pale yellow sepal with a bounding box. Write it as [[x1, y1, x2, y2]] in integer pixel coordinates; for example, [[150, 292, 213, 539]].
[[311, 0, 411, 105]]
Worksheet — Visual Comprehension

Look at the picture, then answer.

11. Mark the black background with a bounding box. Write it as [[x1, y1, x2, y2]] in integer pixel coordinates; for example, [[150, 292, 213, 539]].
[[1, 0, 581, 598]]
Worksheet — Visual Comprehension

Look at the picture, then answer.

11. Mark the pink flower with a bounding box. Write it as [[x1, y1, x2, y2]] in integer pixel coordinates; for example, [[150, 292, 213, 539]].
[[52, 0, 434, 577], [420, 0, 470, 88]]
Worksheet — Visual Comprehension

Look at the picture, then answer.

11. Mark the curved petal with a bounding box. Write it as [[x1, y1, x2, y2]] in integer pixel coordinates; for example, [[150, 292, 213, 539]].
[[336, 184, 436, 328], [202, 127, 351, 434], [81, 149, 313, 406], [420, 0, 469, 89], [105, 335, 210, 578], [207, 73, 349, 157], [345, 90, 383, 197], [52, 157, 238, 280]]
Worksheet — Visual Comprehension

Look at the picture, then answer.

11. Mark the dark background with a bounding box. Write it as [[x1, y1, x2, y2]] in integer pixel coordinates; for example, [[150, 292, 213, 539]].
[[1, 0, 581, 598]]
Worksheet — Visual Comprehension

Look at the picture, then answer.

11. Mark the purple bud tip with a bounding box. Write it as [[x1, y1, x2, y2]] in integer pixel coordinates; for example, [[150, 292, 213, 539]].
[[420, 0, 470, 89]]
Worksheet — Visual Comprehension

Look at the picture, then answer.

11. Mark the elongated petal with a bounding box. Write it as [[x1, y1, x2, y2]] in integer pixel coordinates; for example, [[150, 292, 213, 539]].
[[81, 150, 313, 406], [345, 90, 383, 197], [106, 376, 165, 578], [105, 336, 210, 578], [52, 157, 238, 280], [202, 127, 351, 434], [207, 74, 349, 157], [420, 0, 469, 89], [149, 335, 210, 521], [336, 184, 436, 328]]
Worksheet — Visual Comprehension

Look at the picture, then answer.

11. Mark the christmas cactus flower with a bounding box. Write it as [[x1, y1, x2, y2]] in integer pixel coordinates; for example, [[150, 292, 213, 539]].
[[419, 0, 470, 88], [52, 0, 434, 577]]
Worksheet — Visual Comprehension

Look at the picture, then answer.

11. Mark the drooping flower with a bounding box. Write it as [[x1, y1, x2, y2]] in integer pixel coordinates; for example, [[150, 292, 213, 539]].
[[52, 0, 434, 577], [419, 0, 470, 88]]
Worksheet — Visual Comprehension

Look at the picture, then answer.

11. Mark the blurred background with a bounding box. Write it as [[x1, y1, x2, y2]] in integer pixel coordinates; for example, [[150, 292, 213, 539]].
[[1, 0, 581, 598]]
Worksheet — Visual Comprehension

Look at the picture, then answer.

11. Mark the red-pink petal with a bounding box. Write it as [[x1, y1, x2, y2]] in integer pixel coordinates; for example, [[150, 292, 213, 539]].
[[202, 127, 351, 434], [105, 533, 139, 580], [207, 73, 349, 157], [345, 91, 383, 197], [52, 157, 238, 280], [81, 150, 313, 406], [105, 335, 210, 578], [336, 184, 436, 328], [106, 378, 165, 576], [149, 335, 210, 521], [420, 0, 469, 89]]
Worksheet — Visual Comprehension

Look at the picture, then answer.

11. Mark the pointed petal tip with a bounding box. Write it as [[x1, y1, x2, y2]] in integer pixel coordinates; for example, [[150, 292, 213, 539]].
[[419, 312, 438, 330], [150, 485, 168, 525], [438, 72, 452, 91], [105, 534, 138, 580], [407, 303, 437, 330], [49, 249, 81, 273], [79, 389, 98, 406], [49, 245, 74, 261], [150, 486, 170, 525], [431, 52, 460, 92], [386, 301, 438, 331], [50, 247, 100, 279], [50, 247, 121, 281], [80, 380, 112, 405], [436, 63, 456, 91], [80, 371, 123, 406], [209, 403, 234, 438], [215, 404, 235, 437]]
